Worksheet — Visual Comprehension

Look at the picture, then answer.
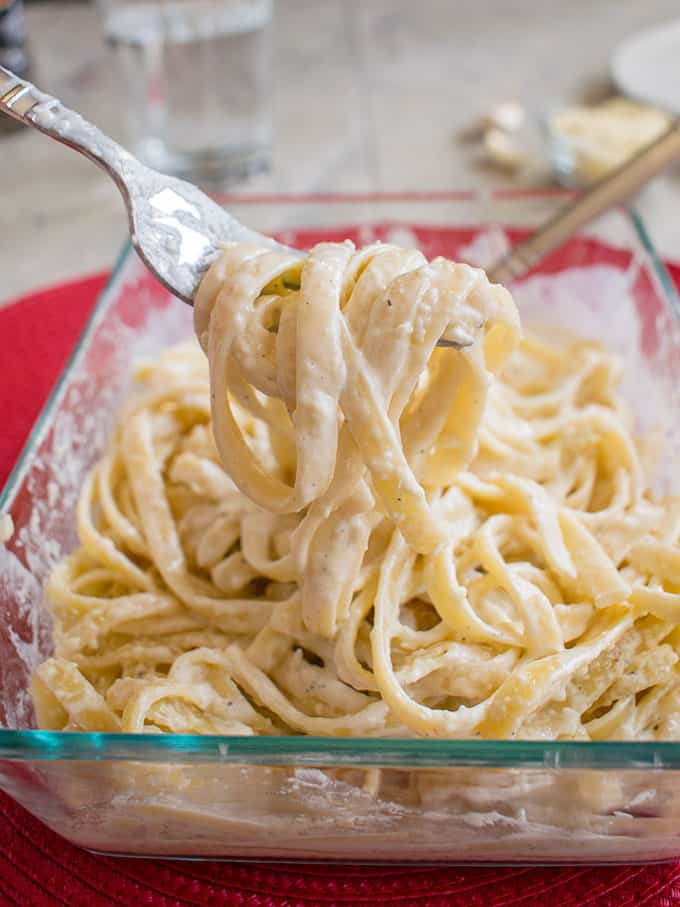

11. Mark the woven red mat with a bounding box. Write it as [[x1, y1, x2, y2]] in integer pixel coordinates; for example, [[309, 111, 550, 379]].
[[1, 263, 680, 906]]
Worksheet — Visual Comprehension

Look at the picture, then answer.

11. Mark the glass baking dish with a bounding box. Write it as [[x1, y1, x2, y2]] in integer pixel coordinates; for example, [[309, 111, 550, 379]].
[[1, 191, 680, 864]]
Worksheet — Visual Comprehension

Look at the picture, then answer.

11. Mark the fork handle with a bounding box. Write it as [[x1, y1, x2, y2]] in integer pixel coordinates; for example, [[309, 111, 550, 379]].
[[0, 64, 45, 124], [489, 122, 680, 284], [0, 64, 144, 190]]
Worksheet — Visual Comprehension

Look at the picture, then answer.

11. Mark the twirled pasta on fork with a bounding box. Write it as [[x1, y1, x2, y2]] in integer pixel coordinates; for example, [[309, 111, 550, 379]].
[[33, 241, 680, 740]]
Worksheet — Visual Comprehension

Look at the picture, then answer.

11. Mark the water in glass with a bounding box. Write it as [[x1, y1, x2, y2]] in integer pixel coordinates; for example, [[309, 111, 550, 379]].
[[101, 0, 272, 186]]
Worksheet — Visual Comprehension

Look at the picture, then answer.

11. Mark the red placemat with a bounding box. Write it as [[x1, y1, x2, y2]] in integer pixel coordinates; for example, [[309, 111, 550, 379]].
[[2, 265, 680, 907]]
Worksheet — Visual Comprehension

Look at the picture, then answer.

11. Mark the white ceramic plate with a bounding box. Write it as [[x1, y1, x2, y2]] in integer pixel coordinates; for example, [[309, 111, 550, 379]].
[[611, 19, 680, 114]]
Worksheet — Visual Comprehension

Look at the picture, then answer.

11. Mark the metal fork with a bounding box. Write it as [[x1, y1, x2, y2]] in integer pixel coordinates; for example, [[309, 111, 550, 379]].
[[0, 64, 280, 305], [3, 64, 680, 348]]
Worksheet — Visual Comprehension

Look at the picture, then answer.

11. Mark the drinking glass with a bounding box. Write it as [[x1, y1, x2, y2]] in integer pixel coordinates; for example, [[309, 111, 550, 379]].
[[97, 0, 273, 187]]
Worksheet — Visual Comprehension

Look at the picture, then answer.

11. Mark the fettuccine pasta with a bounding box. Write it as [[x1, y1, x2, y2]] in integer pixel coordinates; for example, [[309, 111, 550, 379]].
[[33, 241, 680, 741]]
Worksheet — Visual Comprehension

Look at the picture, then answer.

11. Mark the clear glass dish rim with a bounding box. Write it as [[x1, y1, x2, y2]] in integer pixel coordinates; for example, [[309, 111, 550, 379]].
[[2, 189, 679, 768]]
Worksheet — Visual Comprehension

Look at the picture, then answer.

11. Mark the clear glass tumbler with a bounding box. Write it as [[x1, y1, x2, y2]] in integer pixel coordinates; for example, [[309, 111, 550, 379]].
[[97, 0, 272, 187]]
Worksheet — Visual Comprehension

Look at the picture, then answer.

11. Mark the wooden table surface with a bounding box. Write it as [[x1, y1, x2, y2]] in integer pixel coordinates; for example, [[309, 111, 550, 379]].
[[2, 0, 679, 304]]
